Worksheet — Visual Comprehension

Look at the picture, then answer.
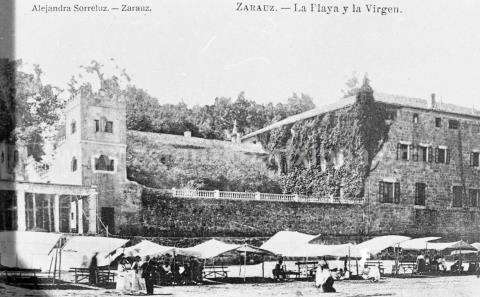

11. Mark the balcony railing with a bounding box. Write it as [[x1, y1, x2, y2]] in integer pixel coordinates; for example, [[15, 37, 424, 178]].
[[166, 188, 362, 204]]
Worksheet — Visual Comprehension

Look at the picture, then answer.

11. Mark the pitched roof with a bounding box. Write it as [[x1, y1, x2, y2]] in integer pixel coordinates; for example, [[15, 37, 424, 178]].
[[242, 92, 480, 140]]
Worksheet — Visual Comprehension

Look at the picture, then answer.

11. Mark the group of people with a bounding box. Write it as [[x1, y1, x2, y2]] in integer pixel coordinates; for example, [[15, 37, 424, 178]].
[[116, 254, 203, 295], [416, 254, 448, 273]]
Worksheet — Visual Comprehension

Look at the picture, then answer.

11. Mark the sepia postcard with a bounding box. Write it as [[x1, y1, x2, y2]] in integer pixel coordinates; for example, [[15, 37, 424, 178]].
[[1, 0, 480, 296]]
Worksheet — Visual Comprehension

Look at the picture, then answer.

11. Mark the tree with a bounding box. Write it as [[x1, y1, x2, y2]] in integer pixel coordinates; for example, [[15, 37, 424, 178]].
[[0, 59, 64, 161]]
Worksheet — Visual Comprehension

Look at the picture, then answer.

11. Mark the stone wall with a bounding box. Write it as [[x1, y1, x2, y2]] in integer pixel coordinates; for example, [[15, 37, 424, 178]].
[[364, 105, 480, 239], [139, 187, 480, 241]]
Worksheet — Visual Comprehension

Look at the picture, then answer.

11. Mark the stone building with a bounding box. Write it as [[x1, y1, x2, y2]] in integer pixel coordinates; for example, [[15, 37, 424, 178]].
[[50, 92, 141, 234], [240, 83, 480, 238]]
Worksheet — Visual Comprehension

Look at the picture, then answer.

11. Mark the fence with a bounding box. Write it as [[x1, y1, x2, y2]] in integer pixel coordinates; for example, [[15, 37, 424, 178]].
[[167, 188, 363, 204]]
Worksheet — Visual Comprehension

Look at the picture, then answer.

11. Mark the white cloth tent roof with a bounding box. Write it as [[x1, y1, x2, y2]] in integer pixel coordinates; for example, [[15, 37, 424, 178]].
[[0, 231, 63, 271], [120, 240, 175, 258], [260, 231, 352, 258], [260, 231, 319, 257], [398, 237, 440, 250], [60, 236, 128, 269], [427, 240, 477, 251], [350, 235, 411, 258], [471, 242, 480, 251], [180, 239, 240, 259]]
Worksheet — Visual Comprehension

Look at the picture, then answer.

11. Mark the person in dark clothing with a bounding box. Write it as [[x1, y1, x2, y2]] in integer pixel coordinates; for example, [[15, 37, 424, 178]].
[[141, 256, 155, 295], [322, 268, 337, 293], [89, 252, 99, 285], [272, 258, 286, 280]]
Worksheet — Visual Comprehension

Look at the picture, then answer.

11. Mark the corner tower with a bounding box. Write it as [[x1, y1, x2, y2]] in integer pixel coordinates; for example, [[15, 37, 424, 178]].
[[52, 91, 131, 233]]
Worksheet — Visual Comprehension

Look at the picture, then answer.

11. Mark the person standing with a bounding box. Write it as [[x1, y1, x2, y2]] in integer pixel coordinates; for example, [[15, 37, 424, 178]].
[[88, 252, 99, 285], [141, 256, 156, 295]]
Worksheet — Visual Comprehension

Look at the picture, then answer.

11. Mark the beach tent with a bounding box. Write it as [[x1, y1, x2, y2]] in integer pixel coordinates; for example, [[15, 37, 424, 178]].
[[427, 240, 477, 252], [60, 236, 128, 270], [398, 237, 440, 250], [119, 240, 175, 258], [260, 231, 318, 257], [471, 242, 480, 251], [0, 231, 63, 271], [180, 239, 240, 259], [350, 235, 411, 258]]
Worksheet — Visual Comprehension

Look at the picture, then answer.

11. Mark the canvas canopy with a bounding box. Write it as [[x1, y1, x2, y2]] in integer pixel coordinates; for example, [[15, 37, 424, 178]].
[[350, 235, 411, 258], [235, 244, 275, 255], [180, 239, 240, 259], [427, 240, 477, 252], [119, 240, 175, 258], [471, 242, 480, 251], [398, 237, 440, 250], [260, 231, 319, 257], [260, 231, 354, 258], [60, 236, 128, 269], [0, 231, 63, 271]]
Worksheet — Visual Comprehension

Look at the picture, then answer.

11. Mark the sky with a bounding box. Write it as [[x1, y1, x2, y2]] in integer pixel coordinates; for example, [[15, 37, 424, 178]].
[[12, 0, 480, 108]]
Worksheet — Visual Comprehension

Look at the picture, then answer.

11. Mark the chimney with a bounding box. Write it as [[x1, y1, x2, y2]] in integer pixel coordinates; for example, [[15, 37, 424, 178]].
[[183, 131, 192, 138], [430, 93, 436, 109]]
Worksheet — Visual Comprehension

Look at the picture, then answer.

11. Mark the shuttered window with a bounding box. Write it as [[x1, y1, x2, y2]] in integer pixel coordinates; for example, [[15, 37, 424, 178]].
[[452, 186, 463, 207], [415, 183, 426, 206], [379, 181, 400, 204]]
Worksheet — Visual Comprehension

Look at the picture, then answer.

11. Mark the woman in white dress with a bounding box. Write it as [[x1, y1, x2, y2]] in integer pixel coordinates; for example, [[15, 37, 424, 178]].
[[116, 257, 131, 293]]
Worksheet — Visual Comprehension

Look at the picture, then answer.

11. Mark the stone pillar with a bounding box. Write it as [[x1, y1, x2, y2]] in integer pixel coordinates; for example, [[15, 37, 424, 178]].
[[88, 193, 97, 234], [53, 194, 60, 232], [16, 189, 26, 231], [77, 198, 83, 234]]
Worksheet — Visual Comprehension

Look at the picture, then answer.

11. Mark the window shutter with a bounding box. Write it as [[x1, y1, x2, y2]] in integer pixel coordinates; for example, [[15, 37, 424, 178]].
[[446, 149, 451, 164], [414, 183, 418, 204], [470, 152, 474, 167], [379, 181, 384, 202], [435, 148, 439, 163], [394, 182, 400, 203], [396, 143, 401, 160], [413, 146, 419, 162], [428, 147, 433, 163]]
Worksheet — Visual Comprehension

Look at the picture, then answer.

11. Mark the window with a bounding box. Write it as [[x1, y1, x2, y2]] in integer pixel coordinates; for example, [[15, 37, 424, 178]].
[[452, 186, 463, 207], [94, 155, 115, 171], [415, 183, 426, 206], [71, 121, 76, 134], [71, 157, 77, 172], [397, 143, 410, 161], [448, 120, 459, 129], [13, 150, 18, 162], [470, 152, 480, 167], [418, 145, 433, 162], [435, 117, 442, 127], [469, 189, 479, 207], [1, 152, 4, 163], [379, 181, 400, 203], [105, 121, 113, 133], [95, 120, 100, 132], [435, 147, 450, 164], [412, 113, 419, 124], [386, 110, 397, 121]]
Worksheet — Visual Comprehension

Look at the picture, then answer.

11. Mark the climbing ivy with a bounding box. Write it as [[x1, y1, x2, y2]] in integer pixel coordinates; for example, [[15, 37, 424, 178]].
[[264, 91, 391, 199]]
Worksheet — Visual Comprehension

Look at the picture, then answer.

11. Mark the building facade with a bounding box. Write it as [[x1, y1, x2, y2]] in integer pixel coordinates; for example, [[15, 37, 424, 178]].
[[51, 92, 141, 234]]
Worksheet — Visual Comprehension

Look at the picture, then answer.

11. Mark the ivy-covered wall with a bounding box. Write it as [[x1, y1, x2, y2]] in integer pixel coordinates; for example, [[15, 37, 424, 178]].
[[261, 88, 391, 200]]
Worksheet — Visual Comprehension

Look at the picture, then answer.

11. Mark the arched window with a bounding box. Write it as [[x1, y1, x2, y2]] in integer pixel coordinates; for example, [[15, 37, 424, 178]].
[[71, 121, 76, 134], [94, 155, 114, 171], [71, 157, 77, 172]]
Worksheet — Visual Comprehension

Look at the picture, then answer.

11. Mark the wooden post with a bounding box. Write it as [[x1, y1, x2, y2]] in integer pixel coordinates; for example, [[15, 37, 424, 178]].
[[77, 198, 83, 234], [88, 193, 97, 234], [53, 195, 60, 232], [47, 195, 52, 232], [32, 193, 37, 229], [16, 189, 26, 231]]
